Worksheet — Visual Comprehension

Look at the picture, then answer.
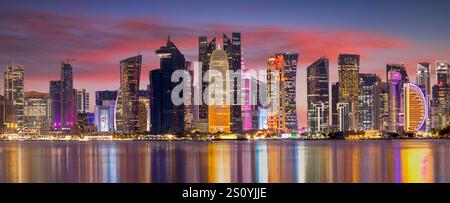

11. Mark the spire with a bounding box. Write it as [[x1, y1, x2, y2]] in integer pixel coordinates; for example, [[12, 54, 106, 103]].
[[167, 34, 171, 43]]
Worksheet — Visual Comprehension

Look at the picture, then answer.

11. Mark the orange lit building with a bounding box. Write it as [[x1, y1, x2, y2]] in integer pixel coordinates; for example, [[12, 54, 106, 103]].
[[403, 83, 427, 132]]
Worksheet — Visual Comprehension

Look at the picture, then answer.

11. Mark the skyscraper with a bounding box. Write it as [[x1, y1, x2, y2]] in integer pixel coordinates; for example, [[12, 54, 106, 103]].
[[307, 57, 329, 132], [331, 82, 339, 131], [95, 90, 117, 106], [379, 82, 389, 130], [416, 62, 431, 131], [267, 52, 298, 132], [358, 73, 380, 131], [115, 55, 141, 133], [4, 61, 24, 130], [77, 88, 90, 113], [403, 83, 427, 132], [224, 33, 242, 133], [432, 60, 450, 130], [151, 38, 186, 135], [387, 69, 404, 133], [50, 80, 62, 130], [338, 54, 359, 131], [208, 48, 231, 133], [60, 62, 77, 131], [197, 36, 216, 133]]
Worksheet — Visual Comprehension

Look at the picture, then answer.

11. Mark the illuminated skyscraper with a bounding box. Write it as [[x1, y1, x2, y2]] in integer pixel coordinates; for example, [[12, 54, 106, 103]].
[[403, 83, 427, 132], [151, 38, 186, 135], [307, 57, 329, 132], [416, 62, 431, 131], [208, 48, 231, 133], [95, 90, 117, 106], [337, 102, 350, 132], [4, 61, 24, 130], [387, 70, 404, 133], [267, 52, 298, 132], [358, 73, 380, 131], [60, 61, 77, 131], [223, 33, 242, 133], [197, 36, 216, 133], [379, 82, 389, 130], [115, 55, 141, 133], [50, 80, 62, 130], [77, 88, 90, 113], [338, 54, 359, 131]]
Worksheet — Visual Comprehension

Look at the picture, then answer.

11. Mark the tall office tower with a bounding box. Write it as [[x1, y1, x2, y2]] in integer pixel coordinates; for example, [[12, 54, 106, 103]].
[[255, 80, 267, 130], [150, 38, 186, 135], [307, 57, 329, 133], [403, 83, 427, 132], [60, 62, 77, 131], [49, 81, 62, 130], [23, 91, 51, 135], [358, 73, 380, 131], [77, 89, 89, 113], [115, 55, 141, 133], [436, 61, 449, 85], [337, 102, 350, 132], [432, 83, 450, 129], [387, 70, 404, 133], [338, 54, 360, 131], [138, 90, 149, 132], [197, 36, 216, 133], [379, 82, 389, 130], [416, 62, 431, 131], [4, 61, 24, 130], [95, 90, 118, 106], [331, 82, 339, 131], [223, 33, 242, 133], [0, 95, 16, 134], [266, 53, 298, 132], [208, 48, 231, 133]]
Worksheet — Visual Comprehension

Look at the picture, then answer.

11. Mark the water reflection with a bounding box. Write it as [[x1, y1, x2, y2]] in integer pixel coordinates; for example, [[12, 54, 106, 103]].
[[0, 140, 449, 183]]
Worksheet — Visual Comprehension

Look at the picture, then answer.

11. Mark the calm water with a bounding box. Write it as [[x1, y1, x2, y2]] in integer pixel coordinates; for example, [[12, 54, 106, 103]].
[[0, 140, 449, 183]]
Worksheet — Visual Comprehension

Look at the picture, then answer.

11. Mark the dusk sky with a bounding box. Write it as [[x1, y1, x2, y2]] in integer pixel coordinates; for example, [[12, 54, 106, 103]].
[[1, 0, 450, 127]]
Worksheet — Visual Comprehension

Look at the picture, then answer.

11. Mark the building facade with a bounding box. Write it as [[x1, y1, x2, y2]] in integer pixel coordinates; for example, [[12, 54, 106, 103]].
[[307, 57, 329, 133], [77, 88, 90, 113], [358, 73, 380, 131], [338, 54, 360, 131], [4, 61, 24, 130]]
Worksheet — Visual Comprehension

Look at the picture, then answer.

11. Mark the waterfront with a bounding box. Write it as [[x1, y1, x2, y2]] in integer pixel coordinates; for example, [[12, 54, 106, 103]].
[[0, 140, 449, 183]]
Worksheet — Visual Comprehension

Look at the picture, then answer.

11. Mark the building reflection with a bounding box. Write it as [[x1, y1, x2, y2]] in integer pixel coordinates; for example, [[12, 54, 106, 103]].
[[0, 140, 448, 183]]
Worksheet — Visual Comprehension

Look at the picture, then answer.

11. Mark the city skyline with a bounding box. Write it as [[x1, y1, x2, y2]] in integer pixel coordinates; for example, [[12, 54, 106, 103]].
[[1, 0, 450, 128]]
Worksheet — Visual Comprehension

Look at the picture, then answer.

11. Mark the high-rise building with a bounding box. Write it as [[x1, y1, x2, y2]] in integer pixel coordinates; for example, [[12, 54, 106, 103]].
[[49, 81, 62, 130], [266, 52, 298, 132], [403, 83, 427, 132], [138, 90, 149, 132], [95, 100, 115, 132], [150, 38, 186, 135], [77, 89, 89, 113], [23, 91, 51, 135], [208, 48, 231, 133], [224, 33, 242, 133], [115, 55, 141, 133], [4, 61, 24, 130], [338, 54, 359, 131], [436, 60, 449, 85], [331, 82, 339, 130], [197, 36, 216, 133], [379, 82, 389, 130], [307, 57, 329, 132], [0, 96, 16, 134], [416, 62, 431, 131], [358, 73, 380, 131], [432, 83, 450, 130], [60, 62, 77, 131], [387, 70, 405, 133]]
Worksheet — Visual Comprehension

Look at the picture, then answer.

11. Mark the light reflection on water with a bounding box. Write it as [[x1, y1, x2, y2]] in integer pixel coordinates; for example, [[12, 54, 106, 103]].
[[0, 140, 449, 183]]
